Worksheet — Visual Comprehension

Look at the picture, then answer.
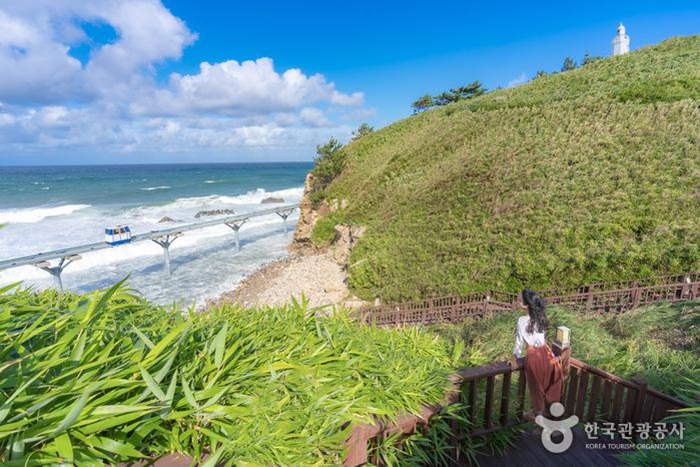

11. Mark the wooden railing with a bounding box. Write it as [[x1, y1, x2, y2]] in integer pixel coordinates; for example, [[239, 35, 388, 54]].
[[344, 359, 527, 466], [360, 273, 700, 327], [344, 357, 690, 466], [564, 358, 688, 425]]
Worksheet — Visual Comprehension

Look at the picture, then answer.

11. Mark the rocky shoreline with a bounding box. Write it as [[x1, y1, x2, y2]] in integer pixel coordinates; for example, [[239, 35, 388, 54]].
[[207, 252, 366, 311], [207, 171, 369, 311]]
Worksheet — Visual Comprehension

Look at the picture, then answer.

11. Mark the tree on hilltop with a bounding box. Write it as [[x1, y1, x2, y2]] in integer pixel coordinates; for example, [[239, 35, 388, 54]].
[[582, 52, 603, 66], [351, 123, 374, 142], [411, 94, 434, 113], [411, 81, 487, 113], [312, 137, 346, 191], [561, 56, 578, 72]]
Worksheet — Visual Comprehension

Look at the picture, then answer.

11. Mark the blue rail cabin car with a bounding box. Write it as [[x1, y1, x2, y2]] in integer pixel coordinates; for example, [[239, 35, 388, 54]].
[[105, 225, 132, 245]]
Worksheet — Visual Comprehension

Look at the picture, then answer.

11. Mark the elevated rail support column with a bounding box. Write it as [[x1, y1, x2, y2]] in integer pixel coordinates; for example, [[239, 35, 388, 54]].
[[275, 209, 295, 236], [34, 255, 82, 290], [151, 233, 181, 276], [225, 220, 246, 252]]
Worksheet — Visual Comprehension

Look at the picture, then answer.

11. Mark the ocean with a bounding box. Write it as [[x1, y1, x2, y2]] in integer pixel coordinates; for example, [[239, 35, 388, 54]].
[[0, 163, 311, 306]]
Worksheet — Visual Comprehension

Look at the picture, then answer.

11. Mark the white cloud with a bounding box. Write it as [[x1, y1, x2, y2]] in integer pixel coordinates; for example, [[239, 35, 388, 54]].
[[507, 73, 528, 88], [300, 107, 331, 127], [133, 57, 363, 117], [275, 112, 299, 127], [0, 104, 356, 153], [0, 0, 368, 158], [0, 9, 87, 103]]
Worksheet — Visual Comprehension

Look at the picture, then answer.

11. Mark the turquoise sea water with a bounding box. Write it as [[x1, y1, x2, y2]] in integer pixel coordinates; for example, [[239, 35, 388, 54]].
[[0, 163, 311, 305]]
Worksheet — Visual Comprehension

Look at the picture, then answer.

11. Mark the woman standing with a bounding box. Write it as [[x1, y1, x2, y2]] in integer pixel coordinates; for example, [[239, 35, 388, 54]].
[[507, 288, 569, 419]]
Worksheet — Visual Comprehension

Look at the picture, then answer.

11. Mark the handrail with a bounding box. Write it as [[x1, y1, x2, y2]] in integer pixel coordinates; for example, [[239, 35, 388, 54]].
[[345, 358, 528, 466], [361, 272, 700, 326], [569, 358, 639, 388]]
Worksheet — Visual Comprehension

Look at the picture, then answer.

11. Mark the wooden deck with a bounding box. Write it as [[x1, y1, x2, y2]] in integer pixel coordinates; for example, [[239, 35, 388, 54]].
[[475, 427, 631, 466]]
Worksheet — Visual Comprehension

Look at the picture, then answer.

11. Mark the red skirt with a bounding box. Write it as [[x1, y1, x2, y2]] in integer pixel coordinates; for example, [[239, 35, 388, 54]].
[[524, 344, 568, 413]]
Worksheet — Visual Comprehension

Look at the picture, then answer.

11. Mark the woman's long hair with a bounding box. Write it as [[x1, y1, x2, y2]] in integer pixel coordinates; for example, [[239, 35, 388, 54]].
[[522, 288, 548, 334]]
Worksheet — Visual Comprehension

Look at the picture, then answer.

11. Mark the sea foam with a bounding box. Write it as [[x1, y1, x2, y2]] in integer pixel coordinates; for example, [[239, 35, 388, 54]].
[[0, 185, 302, 306], [141, 186, 171, 191], [0, 204, 91, 224]]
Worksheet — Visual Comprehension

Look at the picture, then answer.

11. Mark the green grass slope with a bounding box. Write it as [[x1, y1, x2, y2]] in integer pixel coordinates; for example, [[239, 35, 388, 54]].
[[323, 36, 700, 301]]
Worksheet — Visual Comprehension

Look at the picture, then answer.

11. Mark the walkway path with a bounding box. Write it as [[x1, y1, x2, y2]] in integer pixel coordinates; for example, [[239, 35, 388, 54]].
[[475, 426, 630, 466]]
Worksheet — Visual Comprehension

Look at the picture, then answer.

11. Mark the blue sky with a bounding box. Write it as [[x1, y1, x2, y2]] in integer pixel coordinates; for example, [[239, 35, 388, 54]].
[[0, 0, 698, 165]]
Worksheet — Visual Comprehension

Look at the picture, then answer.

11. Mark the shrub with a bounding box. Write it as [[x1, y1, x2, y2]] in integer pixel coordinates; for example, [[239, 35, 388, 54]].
[[0, 282, 457, 465], [311, 137, 346, 192], [308, 190, 327, 204]]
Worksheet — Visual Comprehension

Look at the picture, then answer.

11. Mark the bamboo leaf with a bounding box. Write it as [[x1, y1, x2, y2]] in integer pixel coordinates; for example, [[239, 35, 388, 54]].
[[0, 371, 45, 423], [200, 448, 223, 467], [92, 436, 145, 458], [52, 383, 99, 436], [55, 432, 73, 461], [165, 370, 177, 405], [69, 331, 87, 362], [181, 375, 200, 410], [213, 322, 228, 369], [0, 281, 21, 294], [84, 277, 128, 324], [130, 325, 155, 350], [11, 437, 25, 460], [143, 322, 190, 366], [140, 367, 166, 402]]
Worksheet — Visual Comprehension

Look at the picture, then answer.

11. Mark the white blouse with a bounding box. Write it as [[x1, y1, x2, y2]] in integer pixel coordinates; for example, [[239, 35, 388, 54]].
[[513, 315, 546, 358]]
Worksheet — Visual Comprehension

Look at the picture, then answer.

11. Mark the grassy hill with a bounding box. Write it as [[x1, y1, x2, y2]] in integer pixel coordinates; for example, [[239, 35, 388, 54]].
[[318, 35, 700, 302]]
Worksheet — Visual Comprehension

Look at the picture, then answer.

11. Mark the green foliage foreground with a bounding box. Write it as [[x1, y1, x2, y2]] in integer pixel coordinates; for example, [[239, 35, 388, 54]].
[[0, 282, 457, 465]]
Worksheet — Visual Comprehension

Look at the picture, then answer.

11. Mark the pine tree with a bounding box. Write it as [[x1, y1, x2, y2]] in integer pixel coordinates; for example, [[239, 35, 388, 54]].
[[561, 56, 577, 72]]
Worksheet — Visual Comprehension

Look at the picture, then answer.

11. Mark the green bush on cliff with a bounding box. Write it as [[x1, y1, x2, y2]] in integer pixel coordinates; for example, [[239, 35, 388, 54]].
[[318, 36, 700, 301], [311, 137, 346, 193]]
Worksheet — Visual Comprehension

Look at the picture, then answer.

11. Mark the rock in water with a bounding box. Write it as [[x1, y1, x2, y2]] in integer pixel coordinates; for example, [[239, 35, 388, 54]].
[[261, 197, 285, 204], [158, 216, 177, 223], [194, 209, 235, 219]]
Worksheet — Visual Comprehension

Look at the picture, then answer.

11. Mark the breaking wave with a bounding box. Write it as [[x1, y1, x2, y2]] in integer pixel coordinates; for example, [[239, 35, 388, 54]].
[[0, 204, 91, 224]]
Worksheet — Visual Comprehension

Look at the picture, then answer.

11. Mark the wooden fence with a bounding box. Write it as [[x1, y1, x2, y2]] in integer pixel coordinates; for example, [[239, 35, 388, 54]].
[[359, 273, 700, 327], [344, 357, 690, 466]]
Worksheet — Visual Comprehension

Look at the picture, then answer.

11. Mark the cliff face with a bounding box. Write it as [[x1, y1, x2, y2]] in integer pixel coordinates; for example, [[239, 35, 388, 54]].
[[292, 172, 366, 269], [289, 171, 369, 307], [291, 172, 327, 253]]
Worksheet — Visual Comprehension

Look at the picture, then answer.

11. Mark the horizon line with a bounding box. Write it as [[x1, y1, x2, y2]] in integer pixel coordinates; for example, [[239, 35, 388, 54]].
[[0, 160, 315, 168]]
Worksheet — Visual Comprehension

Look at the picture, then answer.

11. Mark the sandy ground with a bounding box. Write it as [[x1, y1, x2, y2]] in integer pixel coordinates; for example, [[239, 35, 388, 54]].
[[207, 253, 364, 311]]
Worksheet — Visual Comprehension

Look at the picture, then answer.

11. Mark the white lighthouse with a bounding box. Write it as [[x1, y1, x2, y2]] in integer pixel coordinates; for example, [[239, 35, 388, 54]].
[[612, 23, 630, 56]]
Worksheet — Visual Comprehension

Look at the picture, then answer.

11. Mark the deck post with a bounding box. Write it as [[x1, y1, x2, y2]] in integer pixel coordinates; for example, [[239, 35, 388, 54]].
[[630, 377, 648, 426], [34, 255, 81, 291], [151, 234, 180, 276], [225, 220, 246, 252]]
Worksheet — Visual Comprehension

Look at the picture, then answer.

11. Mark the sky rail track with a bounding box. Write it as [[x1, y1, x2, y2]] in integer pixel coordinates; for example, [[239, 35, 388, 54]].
[[0, 204, 299, 288]]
